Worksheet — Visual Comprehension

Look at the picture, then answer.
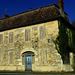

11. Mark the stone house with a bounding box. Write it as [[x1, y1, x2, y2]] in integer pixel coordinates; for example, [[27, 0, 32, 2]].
[[0, 0, 75, 71]]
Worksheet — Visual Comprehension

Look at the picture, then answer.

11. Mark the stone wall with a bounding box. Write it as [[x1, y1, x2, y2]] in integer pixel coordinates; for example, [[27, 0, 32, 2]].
[[0, 20, 62, 71]]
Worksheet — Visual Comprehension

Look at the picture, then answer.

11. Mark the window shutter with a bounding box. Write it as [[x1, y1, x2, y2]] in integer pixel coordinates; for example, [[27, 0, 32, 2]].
[[9, 32, 13, 43], [0, 34, 3, 44], [25, 29, 31, 41], [40, 26, 46, 39], [9, 52, 13, 64]]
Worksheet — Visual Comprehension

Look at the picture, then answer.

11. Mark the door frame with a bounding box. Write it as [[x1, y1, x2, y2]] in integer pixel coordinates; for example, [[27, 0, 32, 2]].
[[25, 55, 32, 71]]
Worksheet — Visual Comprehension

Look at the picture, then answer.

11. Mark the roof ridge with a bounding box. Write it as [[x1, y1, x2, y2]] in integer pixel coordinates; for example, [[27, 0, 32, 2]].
[[0, 3, 58, 20]]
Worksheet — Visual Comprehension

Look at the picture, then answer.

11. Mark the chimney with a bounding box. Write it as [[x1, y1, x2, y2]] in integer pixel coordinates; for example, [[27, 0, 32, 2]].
[[3, 15, 9, 19], [58, 0, 64, 10], [29, 8, 32, 11]]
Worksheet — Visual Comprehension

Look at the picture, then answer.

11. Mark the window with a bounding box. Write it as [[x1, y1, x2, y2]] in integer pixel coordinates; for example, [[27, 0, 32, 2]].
[[40, 26, 46, 39], [9, 32, 13, 43], [25, 29, 31, 41], [9, 52, 13, 64], [0, 34, 3, 44]]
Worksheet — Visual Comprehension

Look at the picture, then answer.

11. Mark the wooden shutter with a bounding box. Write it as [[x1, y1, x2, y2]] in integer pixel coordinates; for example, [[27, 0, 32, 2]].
[[40, 26, 46, 39], [0, 34, 3, 44], [25, 29, 31, 41], [9, 32, 13, 43], [9, 52, 13, 64]]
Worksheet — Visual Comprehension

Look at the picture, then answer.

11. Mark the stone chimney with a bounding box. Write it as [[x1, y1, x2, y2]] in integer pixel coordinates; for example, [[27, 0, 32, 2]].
[[3, 15, 9, 19], [29, 8, 32, 11], [58, 0, 64, 10], [58, 0, 64, 17]]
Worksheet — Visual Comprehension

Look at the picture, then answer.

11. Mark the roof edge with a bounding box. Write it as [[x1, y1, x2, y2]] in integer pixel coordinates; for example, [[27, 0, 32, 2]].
[[0, 3, 67, 20], [0, 15, 61, 32]]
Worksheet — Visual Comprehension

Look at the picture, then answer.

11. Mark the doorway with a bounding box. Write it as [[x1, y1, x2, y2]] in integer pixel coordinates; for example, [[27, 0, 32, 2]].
[[25, 56, 32, 71], [22, 51, 35, 71]]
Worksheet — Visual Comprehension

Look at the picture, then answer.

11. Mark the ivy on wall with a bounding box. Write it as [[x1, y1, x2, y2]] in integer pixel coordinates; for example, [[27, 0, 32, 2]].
[[53, 20, 71, 64], [68, 30, 75, 53]]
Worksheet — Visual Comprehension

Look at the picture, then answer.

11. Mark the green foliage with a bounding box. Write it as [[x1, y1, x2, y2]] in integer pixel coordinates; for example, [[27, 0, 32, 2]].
[[72, 64, 75, 71], [70, 20, 75, 52], [52, 20, 75, 64], [69, 30, 75, 52], [53, 20, 70, 58]]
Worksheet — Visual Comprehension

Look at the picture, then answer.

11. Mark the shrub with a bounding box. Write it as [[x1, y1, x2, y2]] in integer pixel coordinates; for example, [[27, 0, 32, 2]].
[[72, 64, 75, 71]]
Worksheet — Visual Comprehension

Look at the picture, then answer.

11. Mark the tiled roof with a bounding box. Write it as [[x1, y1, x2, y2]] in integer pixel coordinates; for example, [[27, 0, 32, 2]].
[[0, 4, 70, 31]]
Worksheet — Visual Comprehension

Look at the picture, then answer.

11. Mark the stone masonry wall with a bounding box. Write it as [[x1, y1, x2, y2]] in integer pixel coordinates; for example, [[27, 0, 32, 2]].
[[0, 20, 62, 71]]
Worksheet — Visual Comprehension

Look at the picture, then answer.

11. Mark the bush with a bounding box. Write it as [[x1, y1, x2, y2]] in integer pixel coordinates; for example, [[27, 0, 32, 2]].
[[72, 64, 75, 71]]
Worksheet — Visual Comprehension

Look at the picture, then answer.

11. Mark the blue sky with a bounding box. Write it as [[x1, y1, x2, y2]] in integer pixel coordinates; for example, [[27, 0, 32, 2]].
[[0, 0, 74, 23]]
